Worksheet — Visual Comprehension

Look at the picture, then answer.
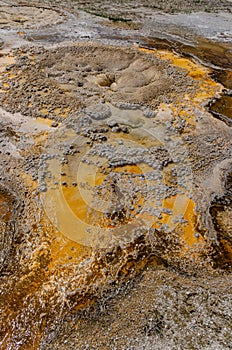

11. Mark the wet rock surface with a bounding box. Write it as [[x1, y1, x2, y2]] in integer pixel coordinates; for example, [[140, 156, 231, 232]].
[[0, 1, 231, 349], [41, 270, 232, 350]]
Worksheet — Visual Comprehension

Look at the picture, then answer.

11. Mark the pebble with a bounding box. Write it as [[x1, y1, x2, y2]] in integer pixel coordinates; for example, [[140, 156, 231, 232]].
[[143, 108, 156, 118], [85, 103, 111, 120], [39, 185, 47, 193], [111, 127, 121, 133]]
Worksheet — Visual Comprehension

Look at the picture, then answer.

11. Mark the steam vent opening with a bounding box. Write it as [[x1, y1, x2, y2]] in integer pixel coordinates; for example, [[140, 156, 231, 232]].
[[0, 1, 231, 349]]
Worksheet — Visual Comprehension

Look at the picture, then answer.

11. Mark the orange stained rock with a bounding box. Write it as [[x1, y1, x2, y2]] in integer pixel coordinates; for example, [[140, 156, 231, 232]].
[[17, 31, 26, 35], [35, 117, 55, 127], [21, 172, 37, 189], [48, 230, 90, 271], [161, 194, 204, 247], [140, 47, 207, 80], [0, 192, 12, 222], [139, 47, 223, 103], [62, 164, 146, 226], [38, 47, 224, 255], [41, 107, 49, 115], [53, 106, 71, 118], [31, 213, 91, 272], [62, 184, 90, 224]]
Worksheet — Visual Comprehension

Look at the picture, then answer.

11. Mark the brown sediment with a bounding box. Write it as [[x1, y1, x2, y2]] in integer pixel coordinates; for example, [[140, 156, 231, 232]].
[[208, 94, 232, 126], [138, 36, 232, 71], [0, 189, 13, 223], [212, 70, 232, 90], [209, 168, 232, 270], [99, 19, 141, 30]]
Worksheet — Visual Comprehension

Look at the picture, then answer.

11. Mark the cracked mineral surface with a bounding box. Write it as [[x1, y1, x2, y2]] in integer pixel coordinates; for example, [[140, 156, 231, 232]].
[[0, 1, 231, 349]]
